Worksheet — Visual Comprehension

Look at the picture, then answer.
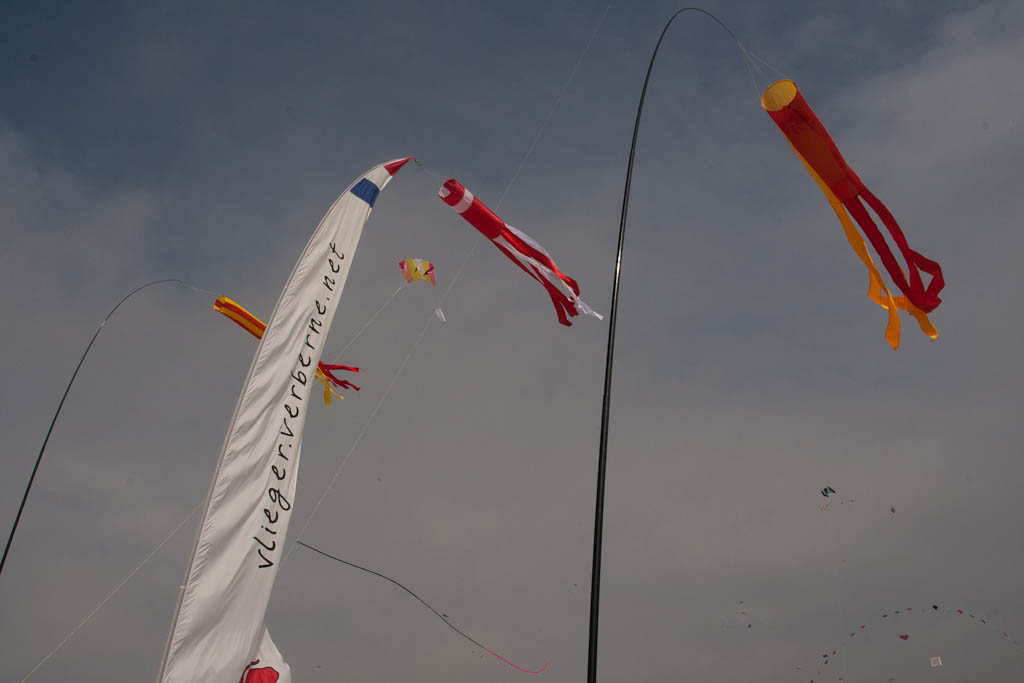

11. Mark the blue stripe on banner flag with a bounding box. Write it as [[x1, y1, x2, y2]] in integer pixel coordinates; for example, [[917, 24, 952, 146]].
[[350, 178, 380, 207]]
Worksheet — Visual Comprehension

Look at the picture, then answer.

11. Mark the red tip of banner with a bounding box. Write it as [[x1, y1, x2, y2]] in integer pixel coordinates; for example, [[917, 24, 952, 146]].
[[385, 157, 414, 176]]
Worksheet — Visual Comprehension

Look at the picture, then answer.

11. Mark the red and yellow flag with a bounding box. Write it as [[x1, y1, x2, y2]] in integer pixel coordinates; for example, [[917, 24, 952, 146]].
[[214, 296, 360, 405]]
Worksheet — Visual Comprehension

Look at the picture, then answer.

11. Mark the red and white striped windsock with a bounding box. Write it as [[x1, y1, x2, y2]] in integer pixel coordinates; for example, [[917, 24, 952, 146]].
[[439, 178, 602, 327]]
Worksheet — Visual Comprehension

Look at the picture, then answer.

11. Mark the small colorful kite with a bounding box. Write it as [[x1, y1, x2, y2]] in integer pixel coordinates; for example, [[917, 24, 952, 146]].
[[399, 258, 436, 286], [213, 296, 360, 405], [438, 178, 602, 326], [762, 80, 944, 348]]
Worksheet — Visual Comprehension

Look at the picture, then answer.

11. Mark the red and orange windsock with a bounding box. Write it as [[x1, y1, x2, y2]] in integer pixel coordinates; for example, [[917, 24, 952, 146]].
[[762, 80, 943, 348]]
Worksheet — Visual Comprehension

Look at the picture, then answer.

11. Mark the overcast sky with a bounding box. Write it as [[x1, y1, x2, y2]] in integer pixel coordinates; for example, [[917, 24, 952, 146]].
[[2, 1, 1023, 681]]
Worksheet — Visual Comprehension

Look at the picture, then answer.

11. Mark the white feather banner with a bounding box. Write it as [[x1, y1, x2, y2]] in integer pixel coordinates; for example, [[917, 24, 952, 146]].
[[157, 157, 412, 683]]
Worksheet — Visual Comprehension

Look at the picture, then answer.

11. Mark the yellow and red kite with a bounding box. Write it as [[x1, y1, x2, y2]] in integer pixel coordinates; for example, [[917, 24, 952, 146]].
[[399, 258, 436, 286]]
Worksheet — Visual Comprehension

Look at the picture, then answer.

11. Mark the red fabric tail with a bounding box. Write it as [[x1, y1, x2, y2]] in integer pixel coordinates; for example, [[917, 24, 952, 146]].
[[858, 187, 943, 311], [842, 195, 942, 313], [321, 363, 359, 374], [500, 227, 581, 296], [491, 238, 578, 325], [318, 363, 361, 391], [535, 266, 578, 326]]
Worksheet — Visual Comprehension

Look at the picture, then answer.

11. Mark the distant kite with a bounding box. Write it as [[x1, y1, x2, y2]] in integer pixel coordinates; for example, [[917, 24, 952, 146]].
[[799, 602, 1018, 678], [762, 80, 944, 349]]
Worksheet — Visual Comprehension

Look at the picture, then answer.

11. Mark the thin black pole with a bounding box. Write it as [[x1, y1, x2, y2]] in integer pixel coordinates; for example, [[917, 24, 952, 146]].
[[0, 279, 193, 579], [587, 9, 737, 682]]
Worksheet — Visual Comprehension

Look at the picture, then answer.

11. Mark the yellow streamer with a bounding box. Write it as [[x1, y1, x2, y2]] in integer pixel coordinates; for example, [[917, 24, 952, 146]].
[[784, 140, 937, 349]]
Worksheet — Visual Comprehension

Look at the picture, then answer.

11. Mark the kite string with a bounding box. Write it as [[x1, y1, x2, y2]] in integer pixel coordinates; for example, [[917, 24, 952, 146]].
[[328, 283, 407, 364], [495, 1, 612, 208], [176, 280, 221, 299], [295, 541, 548, 674], [741, 44, 785, 82], [283, 307, 439, 567], [412, 159, 445, 184], [411, 0, 612, 209], [736, 42, 767, 99], [734, 41, 785, 98], [20, 501, 204, 682]]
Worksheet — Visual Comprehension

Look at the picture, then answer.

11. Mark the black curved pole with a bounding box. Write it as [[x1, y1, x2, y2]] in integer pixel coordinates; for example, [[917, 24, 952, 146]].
[[0, 279, 192, 579], [587, 9, 737, 682]]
